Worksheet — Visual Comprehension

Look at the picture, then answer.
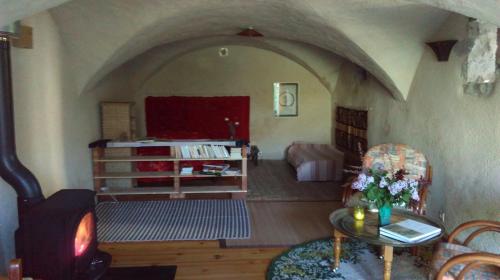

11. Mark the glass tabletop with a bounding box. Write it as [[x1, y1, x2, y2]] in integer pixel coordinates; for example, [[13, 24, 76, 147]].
[[329, 207, 445, 247]]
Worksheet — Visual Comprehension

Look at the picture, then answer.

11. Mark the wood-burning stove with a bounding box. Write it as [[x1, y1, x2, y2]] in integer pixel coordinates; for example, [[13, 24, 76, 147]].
[[0, 32, 110, 279], [15, 189, 111, 279]]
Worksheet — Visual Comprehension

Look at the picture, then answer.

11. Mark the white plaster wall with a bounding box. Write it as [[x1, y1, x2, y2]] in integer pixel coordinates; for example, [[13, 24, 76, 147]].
[[0, 12, 105, 273], [333, 14, 500, 252], [136, 45, 332, 159]]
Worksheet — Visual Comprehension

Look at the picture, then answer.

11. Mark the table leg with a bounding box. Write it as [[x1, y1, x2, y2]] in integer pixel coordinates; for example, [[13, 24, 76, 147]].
[[333, 229, 343, 271], [383, 245, 393, 280]]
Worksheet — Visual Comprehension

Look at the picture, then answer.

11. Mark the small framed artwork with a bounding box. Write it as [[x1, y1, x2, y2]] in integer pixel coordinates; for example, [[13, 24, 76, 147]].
[[273, 82, 298, 117]]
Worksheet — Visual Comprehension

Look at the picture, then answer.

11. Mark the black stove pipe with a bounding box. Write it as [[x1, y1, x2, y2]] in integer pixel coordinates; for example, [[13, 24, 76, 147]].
[[0, 35, 45, 210]]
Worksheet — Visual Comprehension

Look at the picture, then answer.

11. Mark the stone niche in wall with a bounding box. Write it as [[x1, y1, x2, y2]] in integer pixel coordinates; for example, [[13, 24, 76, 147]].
[[462, 19, 498, 96]]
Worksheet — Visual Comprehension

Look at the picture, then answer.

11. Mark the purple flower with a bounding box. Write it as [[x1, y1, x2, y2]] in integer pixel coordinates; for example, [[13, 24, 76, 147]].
[[411, 187, 420, 201], [366, 176, 375, 184], [388, 180, 407, 195], [352, 173, 368, 191], [408, 179, 419, 189], [379, 177, 388, 188]]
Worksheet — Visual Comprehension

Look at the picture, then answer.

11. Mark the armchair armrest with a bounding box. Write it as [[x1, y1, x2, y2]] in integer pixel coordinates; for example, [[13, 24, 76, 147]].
[[447, 220, 500, 245], [435, 252, 500, 280]]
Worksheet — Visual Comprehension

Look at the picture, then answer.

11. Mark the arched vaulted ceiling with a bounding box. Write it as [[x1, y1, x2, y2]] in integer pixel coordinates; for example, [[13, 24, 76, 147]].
[[123, 36, 345, 96], [1, 0, 499, 100]]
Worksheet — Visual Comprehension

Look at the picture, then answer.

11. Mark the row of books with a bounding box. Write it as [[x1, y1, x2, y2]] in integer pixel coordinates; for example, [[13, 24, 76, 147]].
[[179, 145, 230, 159]]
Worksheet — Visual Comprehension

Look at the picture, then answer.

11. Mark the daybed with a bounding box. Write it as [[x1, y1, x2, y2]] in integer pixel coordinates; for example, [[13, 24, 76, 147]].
[[286, 142, 344, 181]]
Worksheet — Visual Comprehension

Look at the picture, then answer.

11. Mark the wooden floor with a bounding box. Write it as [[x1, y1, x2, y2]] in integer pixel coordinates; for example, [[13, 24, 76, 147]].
[[99, 241, 286, 280], [247, 160, 343, 201], [99, 201, 343, 279], [226, 201, 342, 247]]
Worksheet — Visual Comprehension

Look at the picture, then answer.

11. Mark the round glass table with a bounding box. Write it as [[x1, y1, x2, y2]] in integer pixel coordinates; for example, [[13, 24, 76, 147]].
[[329, 207, 445, 280]]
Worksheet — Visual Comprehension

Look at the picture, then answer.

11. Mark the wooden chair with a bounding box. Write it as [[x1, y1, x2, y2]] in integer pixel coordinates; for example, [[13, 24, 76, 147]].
[[342, 143, 432, 215], [431, 220, 500, 280]]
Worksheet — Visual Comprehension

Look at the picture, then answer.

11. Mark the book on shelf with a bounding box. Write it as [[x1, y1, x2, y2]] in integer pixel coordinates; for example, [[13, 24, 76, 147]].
[[224, 167, 241, 175], [180, 166, 193, 175], [230, 147, 242, 159], [180, 146, 190, 159], [222, 146, 230, 158], [202, 164, 230, 173], [380, 219, 441, 243]]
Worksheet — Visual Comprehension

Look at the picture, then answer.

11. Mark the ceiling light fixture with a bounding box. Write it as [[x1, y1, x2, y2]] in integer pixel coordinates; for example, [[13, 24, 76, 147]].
[[237, 26, 263, 37]]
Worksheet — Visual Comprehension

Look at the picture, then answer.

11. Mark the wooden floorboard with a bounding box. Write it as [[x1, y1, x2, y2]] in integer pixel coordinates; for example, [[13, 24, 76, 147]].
[[226, 201, 342, 247], [99, 241, 286, 279], [247, 160, 343, 201]]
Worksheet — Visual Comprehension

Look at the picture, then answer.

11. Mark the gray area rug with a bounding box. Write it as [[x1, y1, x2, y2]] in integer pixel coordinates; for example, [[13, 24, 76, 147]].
[[96, 200, 250, 242], [247, 160, 343, 201]]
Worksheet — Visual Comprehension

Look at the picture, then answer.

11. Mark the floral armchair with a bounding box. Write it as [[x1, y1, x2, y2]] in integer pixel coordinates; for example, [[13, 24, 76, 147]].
[[342, 143, 432, 215]]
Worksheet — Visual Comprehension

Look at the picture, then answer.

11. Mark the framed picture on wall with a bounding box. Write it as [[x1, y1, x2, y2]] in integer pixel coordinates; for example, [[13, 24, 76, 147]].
[[273, 82, 298, 117]]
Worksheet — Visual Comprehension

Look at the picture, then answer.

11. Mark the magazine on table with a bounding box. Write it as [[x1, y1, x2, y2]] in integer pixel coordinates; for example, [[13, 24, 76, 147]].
[[380, 219, 441, 243]]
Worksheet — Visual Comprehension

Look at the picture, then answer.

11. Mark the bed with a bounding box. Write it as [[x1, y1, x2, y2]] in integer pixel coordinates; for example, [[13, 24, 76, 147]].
[[286, 142, 344, 182]]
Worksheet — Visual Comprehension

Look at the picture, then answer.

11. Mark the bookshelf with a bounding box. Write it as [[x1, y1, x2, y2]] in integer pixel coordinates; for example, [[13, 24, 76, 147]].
[[89, 140, 247, 199]]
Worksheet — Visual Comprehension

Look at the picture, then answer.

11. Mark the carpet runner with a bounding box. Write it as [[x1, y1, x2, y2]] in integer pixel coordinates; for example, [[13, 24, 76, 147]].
[[267, 238, 429, 280], [96, 199, 250, 242]]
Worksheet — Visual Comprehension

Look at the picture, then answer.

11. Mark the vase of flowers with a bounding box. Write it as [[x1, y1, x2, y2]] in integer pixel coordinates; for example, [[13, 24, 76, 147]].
[[352, 169, 420, 226]]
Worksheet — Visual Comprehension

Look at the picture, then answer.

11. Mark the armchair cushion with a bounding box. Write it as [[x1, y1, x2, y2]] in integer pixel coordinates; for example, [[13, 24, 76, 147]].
[[363, 143, 428, 180], [430, 243, 500, 280]]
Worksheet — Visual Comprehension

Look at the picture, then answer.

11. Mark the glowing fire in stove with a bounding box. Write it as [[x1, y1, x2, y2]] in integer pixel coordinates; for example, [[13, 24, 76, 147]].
[[74, 212, 94, 257]]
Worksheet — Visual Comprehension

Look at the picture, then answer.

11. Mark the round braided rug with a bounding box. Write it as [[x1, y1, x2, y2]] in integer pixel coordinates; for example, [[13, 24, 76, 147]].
[[267, 238, 429, 280]]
